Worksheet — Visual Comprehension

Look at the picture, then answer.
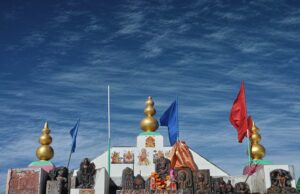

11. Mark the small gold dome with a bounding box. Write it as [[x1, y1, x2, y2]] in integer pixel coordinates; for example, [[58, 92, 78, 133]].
[[140, 96, 159, 132], [250, 120, 266, 160], [251, 144, 265, 160], [36, 145, 54, 160], [36, 122, 54, 161], [39, 134, 52, 145]]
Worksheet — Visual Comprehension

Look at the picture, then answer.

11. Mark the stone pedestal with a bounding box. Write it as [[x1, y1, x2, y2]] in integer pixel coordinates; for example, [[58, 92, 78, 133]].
[[46, 181, 60, 194], [71, 189, 95, 194], [6, 168, 48, 194]]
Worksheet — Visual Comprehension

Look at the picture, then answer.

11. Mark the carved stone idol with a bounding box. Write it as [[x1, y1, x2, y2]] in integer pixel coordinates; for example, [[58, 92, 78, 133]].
[[122, 167, 134, 190], [235, 182, 250, 194], [47, 167, 68, 194], [155, 153, 170, 180], [211, 178, 222, 194], [226, 180, 234, 194], [219, 180, 227, 194], [175, 168, 193, 194], [76, 158, 96, 189], [193, 170, 211, 194], [133, 174, 145, 190], [267, 169, 298, 194]]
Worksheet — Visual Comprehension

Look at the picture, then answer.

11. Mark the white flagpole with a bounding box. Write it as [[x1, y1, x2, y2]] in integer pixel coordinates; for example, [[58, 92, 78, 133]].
[[107, 85, 111, 176]]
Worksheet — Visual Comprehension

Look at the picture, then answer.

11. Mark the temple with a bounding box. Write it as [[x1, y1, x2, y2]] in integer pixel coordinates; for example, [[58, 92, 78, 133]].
[[5, 96, 300, 194]]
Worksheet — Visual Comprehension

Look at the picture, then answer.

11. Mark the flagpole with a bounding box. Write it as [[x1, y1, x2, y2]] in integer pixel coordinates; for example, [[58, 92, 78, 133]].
[[176, 96, 179, 142], [67, 119, 80, 169], [107, 85, 111, 176], [247, 129, 252, 166], [243, 81, 252, 166]]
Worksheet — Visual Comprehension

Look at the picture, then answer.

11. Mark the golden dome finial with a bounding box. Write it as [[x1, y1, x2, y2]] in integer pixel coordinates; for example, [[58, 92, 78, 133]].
[[250, 120, 266, 160], [140, 96, 159, 132], [36, 121, 54, 161]]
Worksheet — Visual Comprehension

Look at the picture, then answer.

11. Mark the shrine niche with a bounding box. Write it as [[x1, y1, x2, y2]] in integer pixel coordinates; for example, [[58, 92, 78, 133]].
[[175, 168, 193, 194], [145, 136, 155, 147], [133, 174, 145, 190], [122, 167, 134, 190], [111, 151, 122, 164], [193, 169, 211, 194], [76, 158, 96, 189], [267, 169, 298, 194], [138, 148, 150, 166], [123, 150, 134, 163], [235, 182, 250, 194], [47, 167, 68, 194]]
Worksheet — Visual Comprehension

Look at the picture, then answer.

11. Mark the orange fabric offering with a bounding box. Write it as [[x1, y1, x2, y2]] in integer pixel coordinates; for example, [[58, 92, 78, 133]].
[[168, 141, 198, 171]]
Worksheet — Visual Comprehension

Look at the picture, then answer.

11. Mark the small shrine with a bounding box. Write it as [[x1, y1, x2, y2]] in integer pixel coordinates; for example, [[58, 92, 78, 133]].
[[5, 96, 300, 194]]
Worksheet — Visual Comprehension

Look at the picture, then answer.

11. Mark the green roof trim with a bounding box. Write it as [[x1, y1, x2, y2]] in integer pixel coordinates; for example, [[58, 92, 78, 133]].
[[139, 131, 161, 136], [29, 160, 54, 166]]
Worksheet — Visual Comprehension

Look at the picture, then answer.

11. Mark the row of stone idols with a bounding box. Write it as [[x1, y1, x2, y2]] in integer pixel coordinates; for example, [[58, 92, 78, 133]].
[[121, 167, 250, 194], [46, 158, 96, 194]]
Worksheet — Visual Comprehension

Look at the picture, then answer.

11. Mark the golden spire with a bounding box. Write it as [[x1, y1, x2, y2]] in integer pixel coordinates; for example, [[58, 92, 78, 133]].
[[140, 96, 159, 132], [36, 122, 54, 160], [250, 120, 266, 160]]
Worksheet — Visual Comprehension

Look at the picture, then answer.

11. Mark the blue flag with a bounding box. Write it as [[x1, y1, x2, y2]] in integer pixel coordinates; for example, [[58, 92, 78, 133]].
[[70, 119, 80, 153], [160, 100, 178, 146]]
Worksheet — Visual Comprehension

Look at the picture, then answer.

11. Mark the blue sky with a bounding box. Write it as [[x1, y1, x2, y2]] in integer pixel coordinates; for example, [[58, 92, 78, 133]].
[[1, 0, 300, 191]]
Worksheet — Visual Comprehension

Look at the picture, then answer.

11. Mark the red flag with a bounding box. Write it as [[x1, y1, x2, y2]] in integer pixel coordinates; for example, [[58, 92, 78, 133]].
[[230, 81, 248, 143]]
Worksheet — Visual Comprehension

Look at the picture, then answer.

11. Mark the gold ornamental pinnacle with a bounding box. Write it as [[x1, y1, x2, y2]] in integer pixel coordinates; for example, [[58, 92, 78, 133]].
[[140, 96, 159, 132], [250, 120, 266, 160], [36, 122, 54, 160]]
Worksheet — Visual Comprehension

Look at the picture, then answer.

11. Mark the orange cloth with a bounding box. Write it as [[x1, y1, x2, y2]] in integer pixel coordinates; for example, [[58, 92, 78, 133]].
[[168, 141, 198, 171]]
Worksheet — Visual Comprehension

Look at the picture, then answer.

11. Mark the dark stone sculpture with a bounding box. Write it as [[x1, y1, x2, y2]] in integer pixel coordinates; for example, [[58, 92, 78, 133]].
[[155, 154, 171, 180], [193, 170, 211, 194], [267, 169, 298, 194], [133, 174, 145, 190], [211, 178, 223, 194], [219, 180, 227, 194], [175, 168, 193, 194], [225, 180, 234, 194], [47, 167, 68, 194], [76, 158, 96, 189], [122, 167, 134, 190], [235, 182, 250, 194]]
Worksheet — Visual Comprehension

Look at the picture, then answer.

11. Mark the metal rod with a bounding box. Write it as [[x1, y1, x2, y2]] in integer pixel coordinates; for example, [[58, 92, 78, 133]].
[[107, 85, 111, 176]]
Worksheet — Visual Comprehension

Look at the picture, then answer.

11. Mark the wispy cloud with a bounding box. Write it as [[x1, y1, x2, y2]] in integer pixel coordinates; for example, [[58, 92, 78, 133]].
[[1, 0, 300, 192]]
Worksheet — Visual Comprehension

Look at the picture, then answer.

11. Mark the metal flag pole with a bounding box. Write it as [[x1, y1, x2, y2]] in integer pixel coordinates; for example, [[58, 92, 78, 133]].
[[243, 81, 252, 166], [107, 85, 111, 176], [176, 96, 179, 142], [247, 129, 252, 166], [67, 119, 80, 169]]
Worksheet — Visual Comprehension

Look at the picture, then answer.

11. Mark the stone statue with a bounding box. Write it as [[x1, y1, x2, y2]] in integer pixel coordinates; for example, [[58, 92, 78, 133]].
[[122, 167, 134, 190], [47, 167, 68, 194], [219, 180, 226, 194], [226, 180, 234, 194], [175, 168, 193, 194], [267, 169, 298, 194], [211, 178, 222, 194], [133, 174, 145, 189], [235, 182, 250, 194], [193, 170, 211, 194], [155, 152, 170, 180], [76, 158, 96, 189]]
